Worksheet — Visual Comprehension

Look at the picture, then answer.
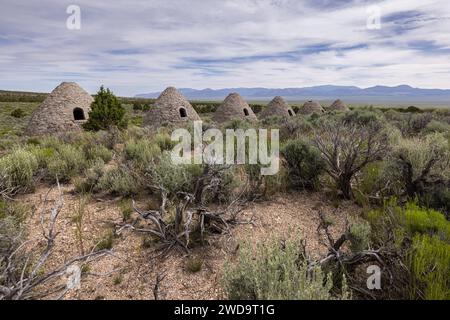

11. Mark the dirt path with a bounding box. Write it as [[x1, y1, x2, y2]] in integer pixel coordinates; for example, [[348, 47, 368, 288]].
[[18, 185, 360, 300]]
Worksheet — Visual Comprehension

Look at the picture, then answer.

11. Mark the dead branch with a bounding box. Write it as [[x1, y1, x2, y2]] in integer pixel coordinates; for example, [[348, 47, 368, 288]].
[[152, 271, 167, 300], [120, 165, 252, 255], [0, 181, 111, 300]]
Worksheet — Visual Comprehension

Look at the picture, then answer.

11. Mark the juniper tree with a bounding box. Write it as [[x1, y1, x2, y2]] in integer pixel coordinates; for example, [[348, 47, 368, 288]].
[[83, 86, 127, 131]]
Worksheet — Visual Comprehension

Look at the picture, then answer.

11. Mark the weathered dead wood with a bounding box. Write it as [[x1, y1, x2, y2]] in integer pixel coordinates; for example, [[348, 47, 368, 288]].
[[152, 271, 167, 300], [119, 165, 253, 255], [0, 181, 111, 300]]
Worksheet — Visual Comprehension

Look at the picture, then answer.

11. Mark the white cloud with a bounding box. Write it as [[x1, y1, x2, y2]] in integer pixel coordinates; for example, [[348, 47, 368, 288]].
[[0, 0, 449, 95]]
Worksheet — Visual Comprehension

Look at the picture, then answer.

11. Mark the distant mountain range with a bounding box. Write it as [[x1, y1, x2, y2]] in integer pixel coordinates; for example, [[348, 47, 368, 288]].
[[136, 85, 450, 105]]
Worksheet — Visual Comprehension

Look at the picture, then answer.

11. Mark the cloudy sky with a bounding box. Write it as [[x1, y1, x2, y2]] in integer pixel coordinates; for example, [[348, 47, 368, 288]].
[[1, 0, 450, 96]]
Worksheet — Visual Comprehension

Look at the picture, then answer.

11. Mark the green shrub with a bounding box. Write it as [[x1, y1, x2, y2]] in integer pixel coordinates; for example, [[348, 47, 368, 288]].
[[28, 146, 55, 169], [147, 153, 202, 197], [250, 104, 263, 114], [224, 119, 252, 130], [124, 139, 160, 169], [202, 165, 238, 204], [0, 199, 28, 222], [83, 86, 127, 131], [97, 167, 140, 196], [404, 204, 450, 300], [73, 130, 111, 150], [402, 202, 450, 240], [244, 161, 289, 199], [132, 102, 143, 111], [388, 112, 434, 137], [129, 115, 143, 127], [186, 256, 203, 273], [347, 217, 371, 253], [354, 162, 384, 207], [0, 200, 29, 284], [26, 137, 40, 146], [113, 274, 123, 285], [47, 145, 86, 182], [119, 198, 133, 221], [281, 139, 325, 190], [384, 133, 449, 198], [0, 148, 38, 191], [122, 125, 148, 141], [367, 201, 450, 300], [424, 120, 450, 134], [94, 229, 115, 251], [37, 136, 62, 150], [0, 206, 24, 264], [421, 185, 450, 217], [85, 145, 113, 163], [221, 239, 348, 300], [343, 109, 383, 127], [279, 117, 312, 141], [261, 115, 284, 127], [74, 159, 105, 194], [409, 234, 450, 300], [263, 165, 289, 197], [153, 133, 175, 151], [10, 108, 26, 118]]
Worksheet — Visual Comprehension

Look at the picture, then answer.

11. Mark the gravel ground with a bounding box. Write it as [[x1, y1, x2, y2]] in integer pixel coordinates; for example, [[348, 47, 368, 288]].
[[18, 185, 360, 300]]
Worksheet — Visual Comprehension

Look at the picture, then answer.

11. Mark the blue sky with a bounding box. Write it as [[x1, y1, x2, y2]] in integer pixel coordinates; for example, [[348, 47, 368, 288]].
[[0, 0, 450, 96]]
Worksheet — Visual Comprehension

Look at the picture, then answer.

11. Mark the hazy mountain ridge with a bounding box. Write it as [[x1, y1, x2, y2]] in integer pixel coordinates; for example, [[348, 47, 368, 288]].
[[136, 85, 450, 104]]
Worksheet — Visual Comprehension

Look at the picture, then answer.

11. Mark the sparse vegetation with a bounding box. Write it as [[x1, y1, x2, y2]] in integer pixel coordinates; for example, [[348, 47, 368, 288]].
[[186, 256, 203, 273], [10, 108, 26, 118], [281, 138, 325, 190], [46, 144, 87, 182], [119, 198, 133, 221], [221, 238, 349, 300], [94, 228, 115, 251], [1, 90, 449, 301], [0, 148, 38, 193], [367, 201, 450, 300], [97, 166, 140, 196]]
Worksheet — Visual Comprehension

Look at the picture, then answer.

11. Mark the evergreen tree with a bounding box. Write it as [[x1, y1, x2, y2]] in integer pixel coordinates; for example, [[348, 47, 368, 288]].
[[83, 86, 127, 131]]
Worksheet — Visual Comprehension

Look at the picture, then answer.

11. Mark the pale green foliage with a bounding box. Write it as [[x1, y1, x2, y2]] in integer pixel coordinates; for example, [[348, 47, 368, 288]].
[[410, 235, 450, 300], [0, 148, 38, 191], [97, 167, 139, 196], [354, 162, 384, 206], [27, 146, 55, 168], [124, 138, 161, 169], [74, 159, 105, 193], [402, 202, 450, 241], [47, 144, 86, 182], [279, 116, 313, 141], [147, 153, 202, 196], [424, 120, 450, 134], [0, 200, 28, 281], [85, 145, 113, 163], [281, 139, 325, 190], [387, 133, 450, 184], [347, 217, 371, 253], [38, 136, 62, 150], [122, 125, 149, 140], [119, 198, 133, 221], [367, 201, 450, 300], [380, 133, 450, 212], [186, 256, 203, 273], [153, 133, 176, 151], [221, 239, 348, 300]]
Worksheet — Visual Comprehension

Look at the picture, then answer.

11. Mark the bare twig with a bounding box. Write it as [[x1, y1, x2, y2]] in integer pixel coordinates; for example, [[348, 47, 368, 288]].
[[0, 182, 111, 300]]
